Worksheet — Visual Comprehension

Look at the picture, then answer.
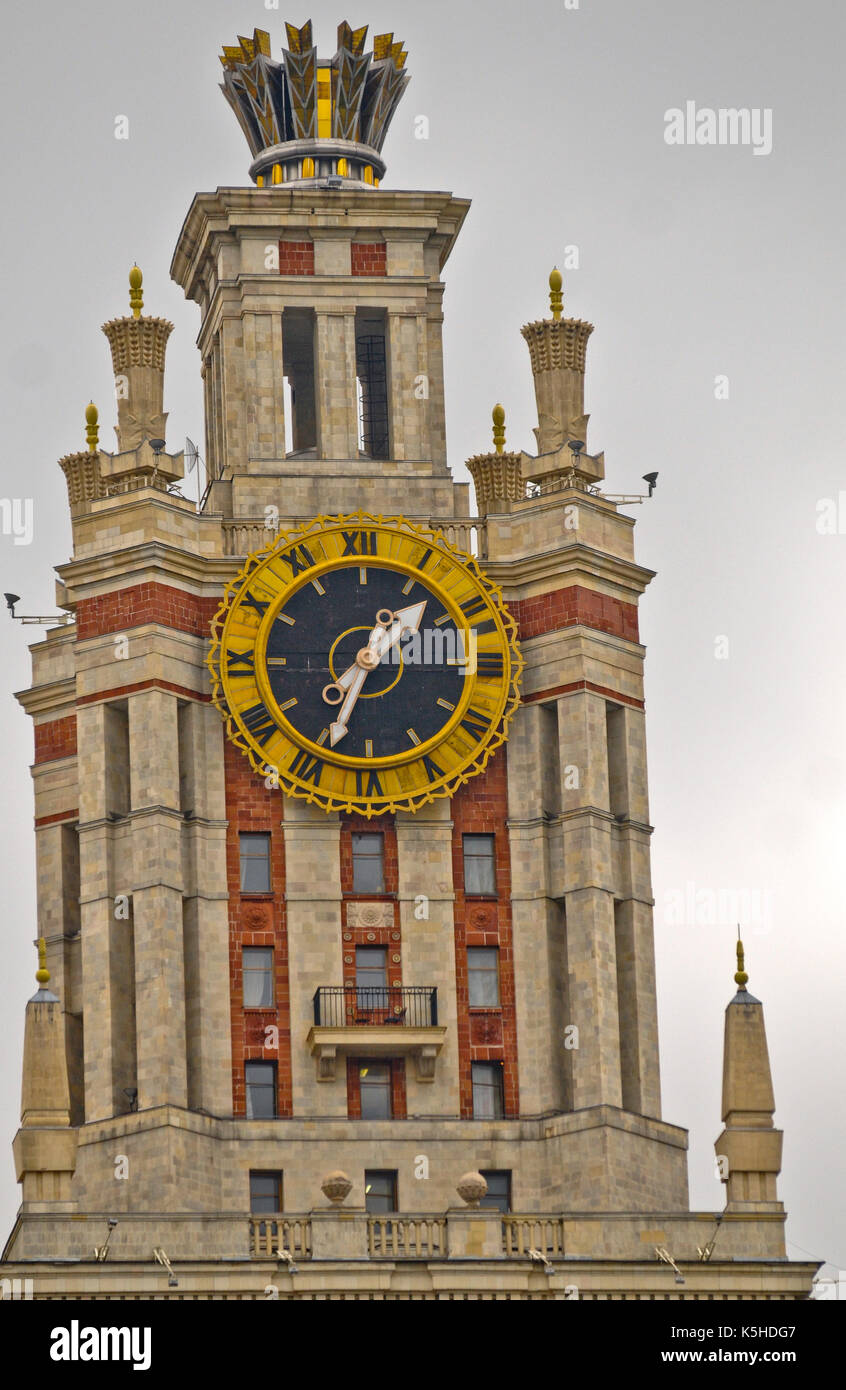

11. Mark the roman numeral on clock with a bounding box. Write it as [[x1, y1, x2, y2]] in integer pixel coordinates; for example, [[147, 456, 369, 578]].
[[355, 768, 384, 797], [459, 706, 489, 739], [421, 754, 444, 783], [288, 749, 324, 785], [281, 543, 316, 576], [240, 591, 269, 618], [240, 702, 278, 746], [226, 649, 255, 673], [342, 529, 378, 556], [476, 653, 504, 678]]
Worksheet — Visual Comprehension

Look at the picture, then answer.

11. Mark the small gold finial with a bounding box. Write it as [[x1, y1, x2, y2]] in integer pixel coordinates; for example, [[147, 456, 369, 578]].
[[734, 927, 748, 989], [549, 266, 563, 321], [129, 264, 143, 318], [492, 403, 506, 455], [85, 401, 99, 454], [35, 937, 50, 987]]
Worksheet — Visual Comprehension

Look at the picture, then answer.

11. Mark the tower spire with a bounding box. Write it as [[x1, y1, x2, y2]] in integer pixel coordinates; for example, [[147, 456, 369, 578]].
[[715, 936, 784, 1216]]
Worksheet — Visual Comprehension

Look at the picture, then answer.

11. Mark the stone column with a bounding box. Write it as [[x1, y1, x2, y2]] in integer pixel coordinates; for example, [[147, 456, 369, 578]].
[[179, 703, 232, 1116], [396, 801, 459, 1115], [507, 703, 570, 1113], [315, 310, 358, 459], [128, 690, 188, 1110], [387, 312, 425, 461], [557, 691, 622, 1109], [243, 312, 286, 466], [283, 800, 344, 1114], [77, 703, 119, 1121]]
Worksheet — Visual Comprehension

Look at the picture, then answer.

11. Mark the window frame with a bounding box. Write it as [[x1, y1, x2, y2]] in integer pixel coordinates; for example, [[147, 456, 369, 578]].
[[479, 1169, 511, 1213], [471, 1060, 505, 1119], [462, 833, 497, 896], [364, 1169, 398, 1214], [242, 946, 275, 1009], [351, 830, 385, 894], [245, 1060, 278, 1119], [357, 1059, 393, 1119], [467, 946, 501, 1008], [249, 1170, 283, 1215], [239, 831, 272, 894]]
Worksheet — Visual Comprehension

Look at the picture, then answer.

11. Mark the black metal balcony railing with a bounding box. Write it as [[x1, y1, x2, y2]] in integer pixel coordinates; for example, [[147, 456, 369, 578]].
[[313, 986, 438, 1028]]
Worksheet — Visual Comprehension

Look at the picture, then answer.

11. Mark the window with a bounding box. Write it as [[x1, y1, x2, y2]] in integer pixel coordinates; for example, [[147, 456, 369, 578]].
[[365, 1170, 397, 1213], [240, 833, 271, 892], [355, 309, 389, 459], [356, 946, 388, 1010], [352, 831, 384, 893], [463, 833, 496, 895], [249, 1171, 283, 1214], [243, 947, 274, 1008], [245, 1061, 277, 1118], [479, 1170, 511, 1213], [358, 1061, 392, 1119], [468, 947, 500, 1007], [472, 1061, 505, 1119]]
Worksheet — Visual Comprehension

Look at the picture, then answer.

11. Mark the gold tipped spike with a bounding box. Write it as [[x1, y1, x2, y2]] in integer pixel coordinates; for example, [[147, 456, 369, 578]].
[[492, 403, 506, 455], [734, 929, 749, 989], [373, 32, 393, 61], [35, 937, 50, 987], [549, 266, 563, 321], [285, 20, 313, 54], [85, 401, 99, 454], [129, 264, 143, 318]]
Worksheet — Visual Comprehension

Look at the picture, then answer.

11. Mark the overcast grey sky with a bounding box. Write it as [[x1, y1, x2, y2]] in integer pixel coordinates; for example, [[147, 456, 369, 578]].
[[1, 0, 843, 1280]]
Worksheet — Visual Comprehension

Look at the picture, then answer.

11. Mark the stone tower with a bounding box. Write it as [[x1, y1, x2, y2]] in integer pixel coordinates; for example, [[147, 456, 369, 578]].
[[1, 21, 816, 1299]]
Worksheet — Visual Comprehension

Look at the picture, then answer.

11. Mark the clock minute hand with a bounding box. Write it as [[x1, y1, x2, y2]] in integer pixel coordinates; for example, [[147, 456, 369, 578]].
[[373, 601, 427, 659], [327, 605, 425, 748]]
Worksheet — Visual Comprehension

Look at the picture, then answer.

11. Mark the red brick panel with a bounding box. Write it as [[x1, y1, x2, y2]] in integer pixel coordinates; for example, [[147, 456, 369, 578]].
[[351, 242, 387, 276], [35, 808, 79, 828], [34, 715, 77, 764], [512, 585, 639, 644], [279, 240, 315, 275], [76, 584, 219, 642], [451, 751, 519, 1119], [523, 679, 644, 710], [224, 740, 292, 1118]]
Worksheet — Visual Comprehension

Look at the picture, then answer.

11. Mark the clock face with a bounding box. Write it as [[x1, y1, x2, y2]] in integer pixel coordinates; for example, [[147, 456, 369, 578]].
[[208, 514, 522, 816]]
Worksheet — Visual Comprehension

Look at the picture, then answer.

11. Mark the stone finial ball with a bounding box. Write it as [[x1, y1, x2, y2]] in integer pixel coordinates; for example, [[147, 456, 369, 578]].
[[321, 1170, 353, 1205], [456, 1171, 488, 1208]]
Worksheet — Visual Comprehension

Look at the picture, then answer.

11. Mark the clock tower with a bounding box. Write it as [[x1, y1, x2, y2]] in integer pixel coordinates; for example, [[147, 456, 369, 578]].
[[1, 20, 815, 1300]]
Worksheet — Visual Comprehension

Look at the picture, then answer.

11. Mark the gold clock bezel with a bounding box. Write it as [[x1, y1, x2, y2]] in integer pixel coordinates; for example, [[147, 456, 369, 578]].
[[207, 512, 523, 817]]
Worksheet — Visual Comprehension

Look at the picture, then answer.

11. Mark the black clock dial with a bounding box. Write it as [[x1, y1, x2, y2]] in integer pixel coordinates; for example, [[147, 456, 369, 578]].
[[262, 563, 466, 759]]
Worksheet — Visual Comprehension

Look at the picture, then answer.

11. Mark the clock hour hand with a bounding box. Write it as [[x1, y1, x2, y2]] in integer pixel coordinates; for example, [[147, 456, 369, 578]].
[[328, 664, 369, 747]]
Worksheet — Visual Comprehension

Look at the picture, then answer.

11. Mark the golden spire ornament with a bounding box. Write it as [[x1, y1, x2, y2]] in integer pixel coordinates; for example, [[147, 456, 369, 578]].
[[492, 403, 506, 455], [549, 266, 563, 321], [734, 927, 749, 990], [85, 401, 99, 454], [35, 937, 50, 987], [129, 264, 143, 318]]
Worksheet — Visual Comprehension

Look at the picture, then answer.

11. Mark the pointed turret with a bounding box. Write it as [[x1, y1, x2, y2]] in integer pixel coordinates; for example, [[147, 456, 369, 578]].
[[12, 940, 77, 1209], [714, 936, 784, 1213], [102, 265, 174, 453], [520, 268, 603, 485]]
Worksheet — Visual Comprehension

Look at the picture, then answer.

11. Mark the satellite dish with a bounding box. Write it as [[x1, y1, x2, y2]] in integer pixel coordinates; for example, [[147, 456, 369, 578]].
[[185, 437, 200, 473]]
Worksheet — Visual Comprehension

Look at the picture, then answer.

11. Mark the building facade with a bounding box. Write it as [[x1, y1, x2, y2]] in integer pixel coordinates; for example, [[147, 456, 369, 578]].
[[1, 22, 816, 1299]]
